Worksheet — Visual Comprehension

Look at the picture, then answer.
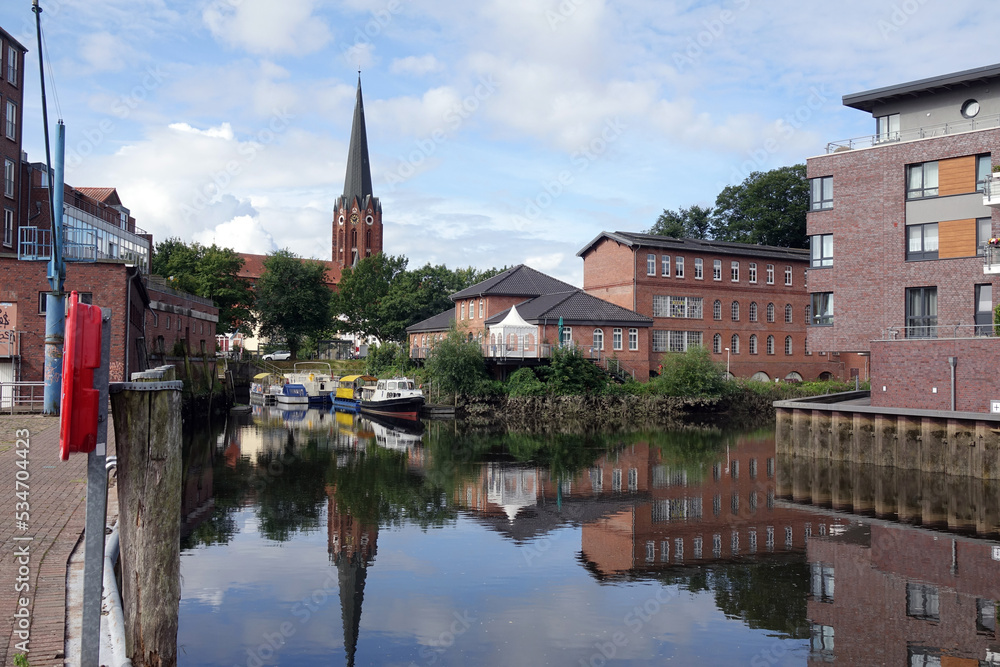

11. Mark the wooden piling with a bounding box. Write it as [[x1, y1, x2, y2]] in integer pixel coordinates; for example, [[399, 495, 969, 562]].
[[110, 365, 183, 667]]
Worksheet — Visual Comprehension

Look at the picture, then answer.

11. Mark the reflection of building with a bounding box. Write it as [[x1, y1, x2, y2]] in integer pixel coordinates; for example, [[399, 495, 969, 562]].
[[806, 520, 1000, 665]]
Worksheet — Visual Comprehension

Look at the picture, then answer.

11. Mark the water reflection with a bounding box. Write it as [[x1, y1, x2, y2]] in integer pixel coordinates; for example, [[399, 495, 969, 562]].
[[178, 409, 1000, 665]]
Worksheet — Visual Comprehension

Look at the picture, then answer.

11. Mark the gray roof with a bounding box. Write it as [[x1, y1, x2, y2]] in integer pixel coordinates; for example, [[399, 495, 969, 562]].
[[576, 231, 809, 262], [450, 264, 576, 300], [486, 290, 652, 327], [843, 63, 1000, 113], [343, 77, 374, 203], [405, 309, 455, 334]]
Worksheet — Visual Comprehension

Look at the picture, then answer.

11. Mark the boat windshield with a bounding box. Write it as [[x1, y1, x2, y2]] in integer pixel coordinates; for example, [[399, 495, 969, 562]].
[[388, 381, 398, 390]]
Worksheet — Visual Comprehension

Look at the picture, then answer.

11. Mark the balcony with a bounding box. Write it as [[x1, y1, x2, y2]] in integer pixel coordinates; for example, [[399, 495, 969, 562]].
[[826, 113, 1000, 154], [18, 226, 97, 262], [984, 176, 1000, 208], [985, 245, 1000, 275]]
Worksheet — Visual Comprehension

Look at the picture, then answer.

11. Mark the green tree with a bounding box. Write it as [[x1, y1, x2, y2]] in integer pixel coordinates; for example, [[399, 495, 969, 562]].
[[333, 253, 409, 341], [710, 164, 809, 248], [538, 346, 608, 395], [424, 328, 489, 396], [255, 249, 332, 360], [151, 238, 257, 333], [648, 205, 713, 239], [651, 346, 728, 397]]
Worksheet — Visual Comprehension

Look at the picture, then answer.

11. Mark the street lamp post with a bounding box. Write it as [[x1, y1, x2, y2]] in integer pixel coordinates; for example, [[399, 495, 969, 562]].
[[724, 347, 730, 378]]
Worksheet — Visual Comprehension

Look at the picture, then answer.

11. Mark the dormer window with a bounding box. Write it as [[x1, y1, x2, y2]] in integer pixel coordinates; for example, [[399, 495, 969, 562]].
[[876, 113, 899, 143]]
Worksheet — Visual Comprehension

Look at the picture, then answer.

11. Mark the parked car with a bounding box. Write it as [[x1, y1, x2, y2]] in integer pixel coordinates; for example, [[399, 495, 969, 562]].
[[262, 350, 292, 361]]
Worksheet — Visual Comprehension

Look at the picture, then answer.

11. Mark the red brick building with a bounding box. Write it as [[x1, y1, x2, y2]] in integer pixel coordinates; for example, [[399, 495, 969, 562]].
[[145, 275, 219, 358], [0, 27, 26, 254], [579, 232, 837, 381], [807, 64, 1000, 411]]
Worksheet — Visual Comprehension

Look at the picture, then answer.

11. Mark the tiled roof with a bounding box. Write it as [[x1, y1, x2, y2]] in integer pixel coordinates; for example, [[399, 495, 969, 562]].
[[486, 290, 652, 327], [75, 187, 122, 206], [405, 309, 455, 333], [577, 231, 809, 262], [451, 264, 577, 300], [237, 253, 341, 287]]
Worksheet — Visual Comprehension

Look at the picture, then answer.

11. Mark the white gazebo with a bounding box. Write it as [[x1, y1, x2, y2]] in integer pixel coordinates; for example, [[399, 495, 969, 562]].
[[487, 304, 538, 358]]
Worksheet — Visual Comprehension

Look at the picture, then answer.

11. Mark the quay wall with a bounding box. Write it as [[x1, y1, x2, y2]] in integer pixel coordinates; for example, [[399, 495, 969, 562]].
[[775, 393, 1000, 479]]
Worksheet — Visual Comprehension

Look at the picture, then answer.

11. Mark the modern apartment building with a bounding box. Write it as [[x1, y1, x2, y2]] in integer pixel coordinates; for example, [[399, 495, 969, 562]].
[[806, 64, 1000, 411], [579, 232, 840, 381]]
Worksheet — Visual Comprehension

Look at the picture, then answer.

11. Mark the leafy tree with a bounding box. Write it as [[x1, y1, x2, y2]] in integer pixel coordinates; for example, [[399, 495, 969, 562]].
[[151, 238, 257, 333], [648, 205, 713, 239], [710, 164, 809, 248], [333, 253, 409, 341], [650, 346, 728, 397], [365, 342, 412, 376], [506, 367, 546, 397], [538, 346, 608, 395], [255, 249, 332, 360], [424, 328, 489, 396]]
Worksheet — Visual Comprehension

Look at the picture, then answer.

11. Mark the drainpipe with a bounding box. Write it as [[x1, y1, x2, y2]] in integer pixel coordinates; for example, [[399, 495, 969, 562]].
[[632, 247, 638, 312], [948, 356, 957, 411]]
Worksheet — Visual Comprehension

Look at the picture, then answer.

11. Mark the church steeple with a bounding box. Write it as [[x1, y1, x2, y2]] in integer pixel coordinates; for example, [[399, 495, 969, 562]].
[[343, 76, 373, 203], [333, 75, 383, 270]]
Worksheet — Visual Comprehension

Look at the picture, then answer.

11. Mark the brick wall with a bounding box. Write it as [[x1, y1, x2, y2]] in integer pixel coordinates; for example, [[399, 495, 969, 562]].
[[870, 337, 1000, 412], [147, 285, 218, 357], [0, 30, 25, 253]]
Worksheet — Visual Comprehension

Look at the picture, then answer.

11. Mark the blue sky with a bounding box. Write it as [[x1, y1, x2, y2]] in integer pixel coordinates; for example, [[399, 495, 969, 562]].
[[0, 0, 991, 285]]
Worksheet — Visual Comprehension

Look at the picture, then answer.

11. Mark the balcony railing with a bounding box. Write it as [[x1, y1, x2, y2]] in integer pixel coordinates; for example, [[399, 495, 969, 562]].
[[985, 245, 1000, 275], [826, 113, 1000, 154], [879, 323, 995, 341], [18, 226, 97, 262]]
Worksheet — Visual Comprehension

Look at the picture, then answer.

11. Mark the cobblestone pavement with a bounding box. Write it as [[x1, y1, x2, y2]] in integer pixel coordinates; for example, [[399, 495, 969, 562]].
[[0, 415, 114, 667]]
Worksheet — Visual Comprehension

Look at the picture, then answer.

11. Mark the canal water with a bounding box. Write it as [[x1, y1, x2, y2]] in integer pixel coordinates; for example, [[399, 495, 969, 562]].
[[177, 407, 1000, 666]]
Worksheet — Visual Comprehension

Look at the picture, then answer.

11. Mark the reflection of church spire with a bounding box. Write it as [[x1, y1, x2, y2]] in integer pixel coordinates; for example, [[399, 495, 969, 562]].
[[327, 486, 377, 667]]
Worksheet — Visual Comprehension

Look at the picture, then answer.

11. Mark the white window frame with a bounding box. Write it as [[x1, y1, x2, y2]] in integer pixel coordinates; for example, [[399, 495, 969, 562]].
[[661, 255, 670, 277], [694, 258, 703, 280], [730, 334, 740, 355], [647, 253, 656, 276], [785, 336, 793, 355], [749, 302, 757, 322], [713, 300, 721, 321], [560, 327, 573, 346], [3, 208, 12, 247], [5, 101, 15, 140], [748, 262, 757, 283], [766, 303, 775, 323], [749, 334, 758, 355], [479, 299, 484, 318], [3, 159, 13, 198], [593, 328, 604, 350], [613, 328, 622, 350], [731, 261, 739, 282], [461, 302, 466, 320], [713, 333, 721, 354], [767, 335, 774, 355], [6, 46, 16, 85], [713, 259, 721, 281], [785, 304, 793, 323], [628, 328, 638, 351], [766, 264, 774, 284], [675, 256, 684, 278], [731, 301, 739, 321], [784, 265, 792, 286]]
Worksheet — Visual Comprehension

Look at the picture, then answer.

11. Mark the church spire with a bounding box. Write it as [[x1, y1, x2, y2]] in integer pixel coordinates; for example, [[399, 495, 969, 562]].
[[343, 76, 373, 203]]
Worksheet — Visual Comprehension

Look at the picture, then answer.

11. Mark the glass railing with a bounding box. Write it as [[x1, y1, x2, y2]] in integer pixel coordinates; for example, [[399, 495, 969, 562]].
[[826, 113, 1000, 153]]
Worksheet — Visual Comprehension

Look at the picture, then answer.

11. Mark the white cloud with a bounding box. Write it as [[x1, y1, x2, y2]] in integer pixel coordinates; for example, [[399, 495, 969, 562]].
[[203, 0, 331, 56], [78, 32, 137, 72], [193, 215, 276, 255], [390, 54, 443, 76]]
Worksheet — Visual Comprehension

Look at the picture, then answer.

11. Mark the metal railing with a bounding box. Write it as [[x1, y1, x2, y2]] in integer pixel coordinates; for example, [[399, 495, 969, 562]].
[[0, 381, 45, 413], [879, 323, 996, 341], [826, 113, 1000, 154], [18, 225, 98, 262]]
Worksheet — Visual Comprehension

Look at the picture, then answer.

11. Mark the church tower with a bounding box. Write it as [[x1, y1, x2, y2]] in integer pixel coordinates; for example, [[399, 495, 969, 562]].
[[333, 77, 383, 269]]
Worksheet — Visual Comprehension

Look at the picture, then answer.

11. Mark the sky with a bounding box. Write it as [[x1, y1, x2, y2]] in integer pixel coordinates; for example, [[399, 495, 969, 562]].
[[0, 0, 992, 286]]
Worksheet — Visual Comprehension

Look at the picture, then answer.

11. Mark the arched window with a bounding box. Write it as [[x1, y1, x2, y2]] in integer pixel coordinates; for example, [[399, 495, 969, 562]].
[[785, 304, 793, 323], [749, 302, 758, 322], [593, 328, 604, 350], [713, 333, 722, 354], [749, 334, 758, 354], [767, 335, 775, 355], [338, 229, 345, 253], [713, 300, 722, 320], [731, 301, 740, 321], [479, 299, 484, 318], [785, 336, 793, 355], [366, 229, 372, 250], [766, 303, 775, 323], [731, 334, 740, 354], [468, 332, 474, 342]]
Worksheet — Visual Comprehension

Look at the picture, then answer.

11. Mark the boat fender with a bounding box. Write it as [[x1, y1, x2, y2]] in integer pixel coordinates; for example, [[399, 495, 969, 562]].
[[309, 374, 315, 382]]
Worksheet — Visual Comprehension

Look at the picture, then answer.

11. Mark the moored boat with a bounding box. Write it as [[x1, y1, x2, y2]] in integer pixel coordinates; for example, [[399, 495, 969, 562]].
[[331, 374, 377, 413], [359, 377, 425, 420], [283, 362, 337, 404], [250, 372, 283, 405], [276, 383, 309, 405]]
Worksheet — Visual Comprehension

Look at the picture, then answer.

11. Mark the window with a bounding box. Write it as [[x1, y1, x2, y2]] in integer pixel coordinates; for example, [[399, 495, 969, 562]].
[[613, 328, 622, 350], [766, 303, 775, 322], [749, 335, 758, 355], [713, 259, 721, 281], [694, 258, 703, 279], [906, 286, 937, 338], [978, 217, 992, 255], [810, 176, 833, 210], [675, 256, 684, 278], [652, 330, 666, 352], [907, 223, 939, 261], [713, 300, 722, 320], [665, 331, 701, 352], [977, 154, 992, 192], [906, 583, 940, 621], [731, 261, 739, 282], [748, 262, 757, 283], [593, 328, 604, 350], [785, 304, 793, 323], [766, 335, 774, 355], [749, 302, 757, 322], [876, 112, 899, 143], [810, 624, 835, 661], [479, 299, 484, 318], [730, 334, 740, 354], [166, 315, 171, 330], [3, 159, 12, 198], [785, 336, 793, 355], [6, 46, 16, 85], [4, 101, 15, 140], [811, 293, 833, 326], [784, 265, 792, 286], [766, 264, 774, 284], [977, 599, 997, 634], [976, 284, 993, 336], [628, 328, 638, 350], [2, 208, 11, 247], [713, 333, 721, 354], [560, 327, 573, 346], [461, 303, 466, 320], [907, 161, 939, 199], [647, 253, 656, 276], [810, 234, 833, 267], [731, 301, 739, 321], [661, 255, 670, 277], [653, 295, 703, 319]]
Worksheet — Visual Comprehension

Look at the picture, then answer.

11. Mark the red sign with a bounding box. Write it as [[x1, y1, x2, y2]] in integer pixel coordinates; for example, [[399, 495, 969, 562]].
[[60, 292, 102, 460]]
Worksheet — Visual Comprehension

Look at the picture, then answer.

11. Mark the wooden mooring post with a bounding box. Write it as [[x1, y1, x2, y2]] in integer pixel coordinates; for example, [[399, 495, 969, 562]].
[[109, 365, 183, 667]]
